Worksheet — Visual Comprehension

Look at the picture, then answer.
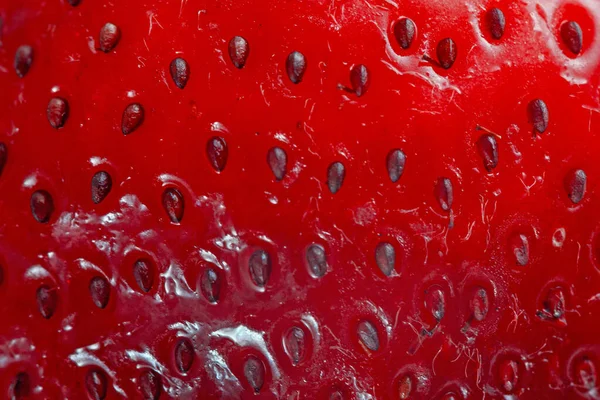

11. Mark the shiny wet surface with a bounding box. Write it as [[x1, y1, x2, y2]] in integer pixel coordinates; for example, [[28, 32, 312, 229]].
[[1, 0, 600, 398]]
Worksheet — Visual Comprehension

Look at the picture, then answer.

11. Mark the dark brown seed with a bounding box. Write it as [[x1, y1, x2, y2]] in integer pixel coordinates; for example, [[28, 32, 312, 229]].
[[99, 23, 121, 53], [486, 8, 506, 40], [91, 171, 112, 204], [498, 359, 519, 393], [200, 267, 221, 303], [169, 57, 190, 89], [327, 161, 345, 194], [437, 38, 457, 69], [350, 64, 370, 97], [393, 18, 416, 49], [441, 392, 459, 400], [89, 276, 110, 309], [565, 169, 586, 204], [306, 244, 327, 278], [228, 36, 250, 69], [85, 369, 108, 400], [162, 187, 184, 223], [30, 190, 54, 223], [267, 147, 287, 181], [561, 21, 583, 55], [543, 287, 565, 319], [434, 177, 453, 211], [528, 99, 549, 134], [398, 375, 412, 399], [244, 356, 265, 392], [471, 287, 489, 322], [329, 390, 345, 400], [477, 134, 499, 171], [249, 249, 271, 287], [357, 320, 380, 351], [121, 103, 144, 135], [286, 51, 306, 84], [425, 287, 445, 322], [67, 0, 82, 6], [375, 242, 395, 276], [386, 149, 406, 183], [14, 45, 33, 78], [511, 234, 529, 266], [139, 370, 162, 400], [175, 338, 194, 373], [206, 136, 228, 172], [0, 142, 8, 177], [11, 372, 30, 399], [36, 285, 58, 319], [575, 358, 597, 390], [133, 259, 154, 293], [46, 97, 69, 129], [283, 327, 306, 365]]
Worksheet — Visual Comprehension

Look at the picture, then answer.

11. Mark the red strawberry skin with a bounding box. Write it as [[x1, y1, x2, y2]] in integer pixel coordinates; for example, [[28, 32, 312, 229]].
[[1, 0, 600, 398]]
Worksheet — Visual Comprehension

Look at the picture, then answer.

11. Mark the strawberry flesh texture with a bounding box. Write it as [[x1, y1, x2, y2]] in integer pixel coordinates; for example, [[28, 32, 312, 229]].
[[1, 0, 600, 398]]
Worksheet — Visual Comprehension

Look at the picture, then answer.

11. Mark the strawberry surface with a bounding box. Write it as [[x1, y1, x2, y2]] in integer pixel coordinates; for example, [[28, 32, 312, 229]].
[[1, 0, 600, 398]]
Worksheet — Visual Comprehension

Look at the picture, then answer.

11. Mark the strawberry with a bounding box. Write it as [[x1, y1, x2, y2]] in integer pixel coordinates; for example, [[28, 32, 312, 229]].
[[1, 0, 600, 398]]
